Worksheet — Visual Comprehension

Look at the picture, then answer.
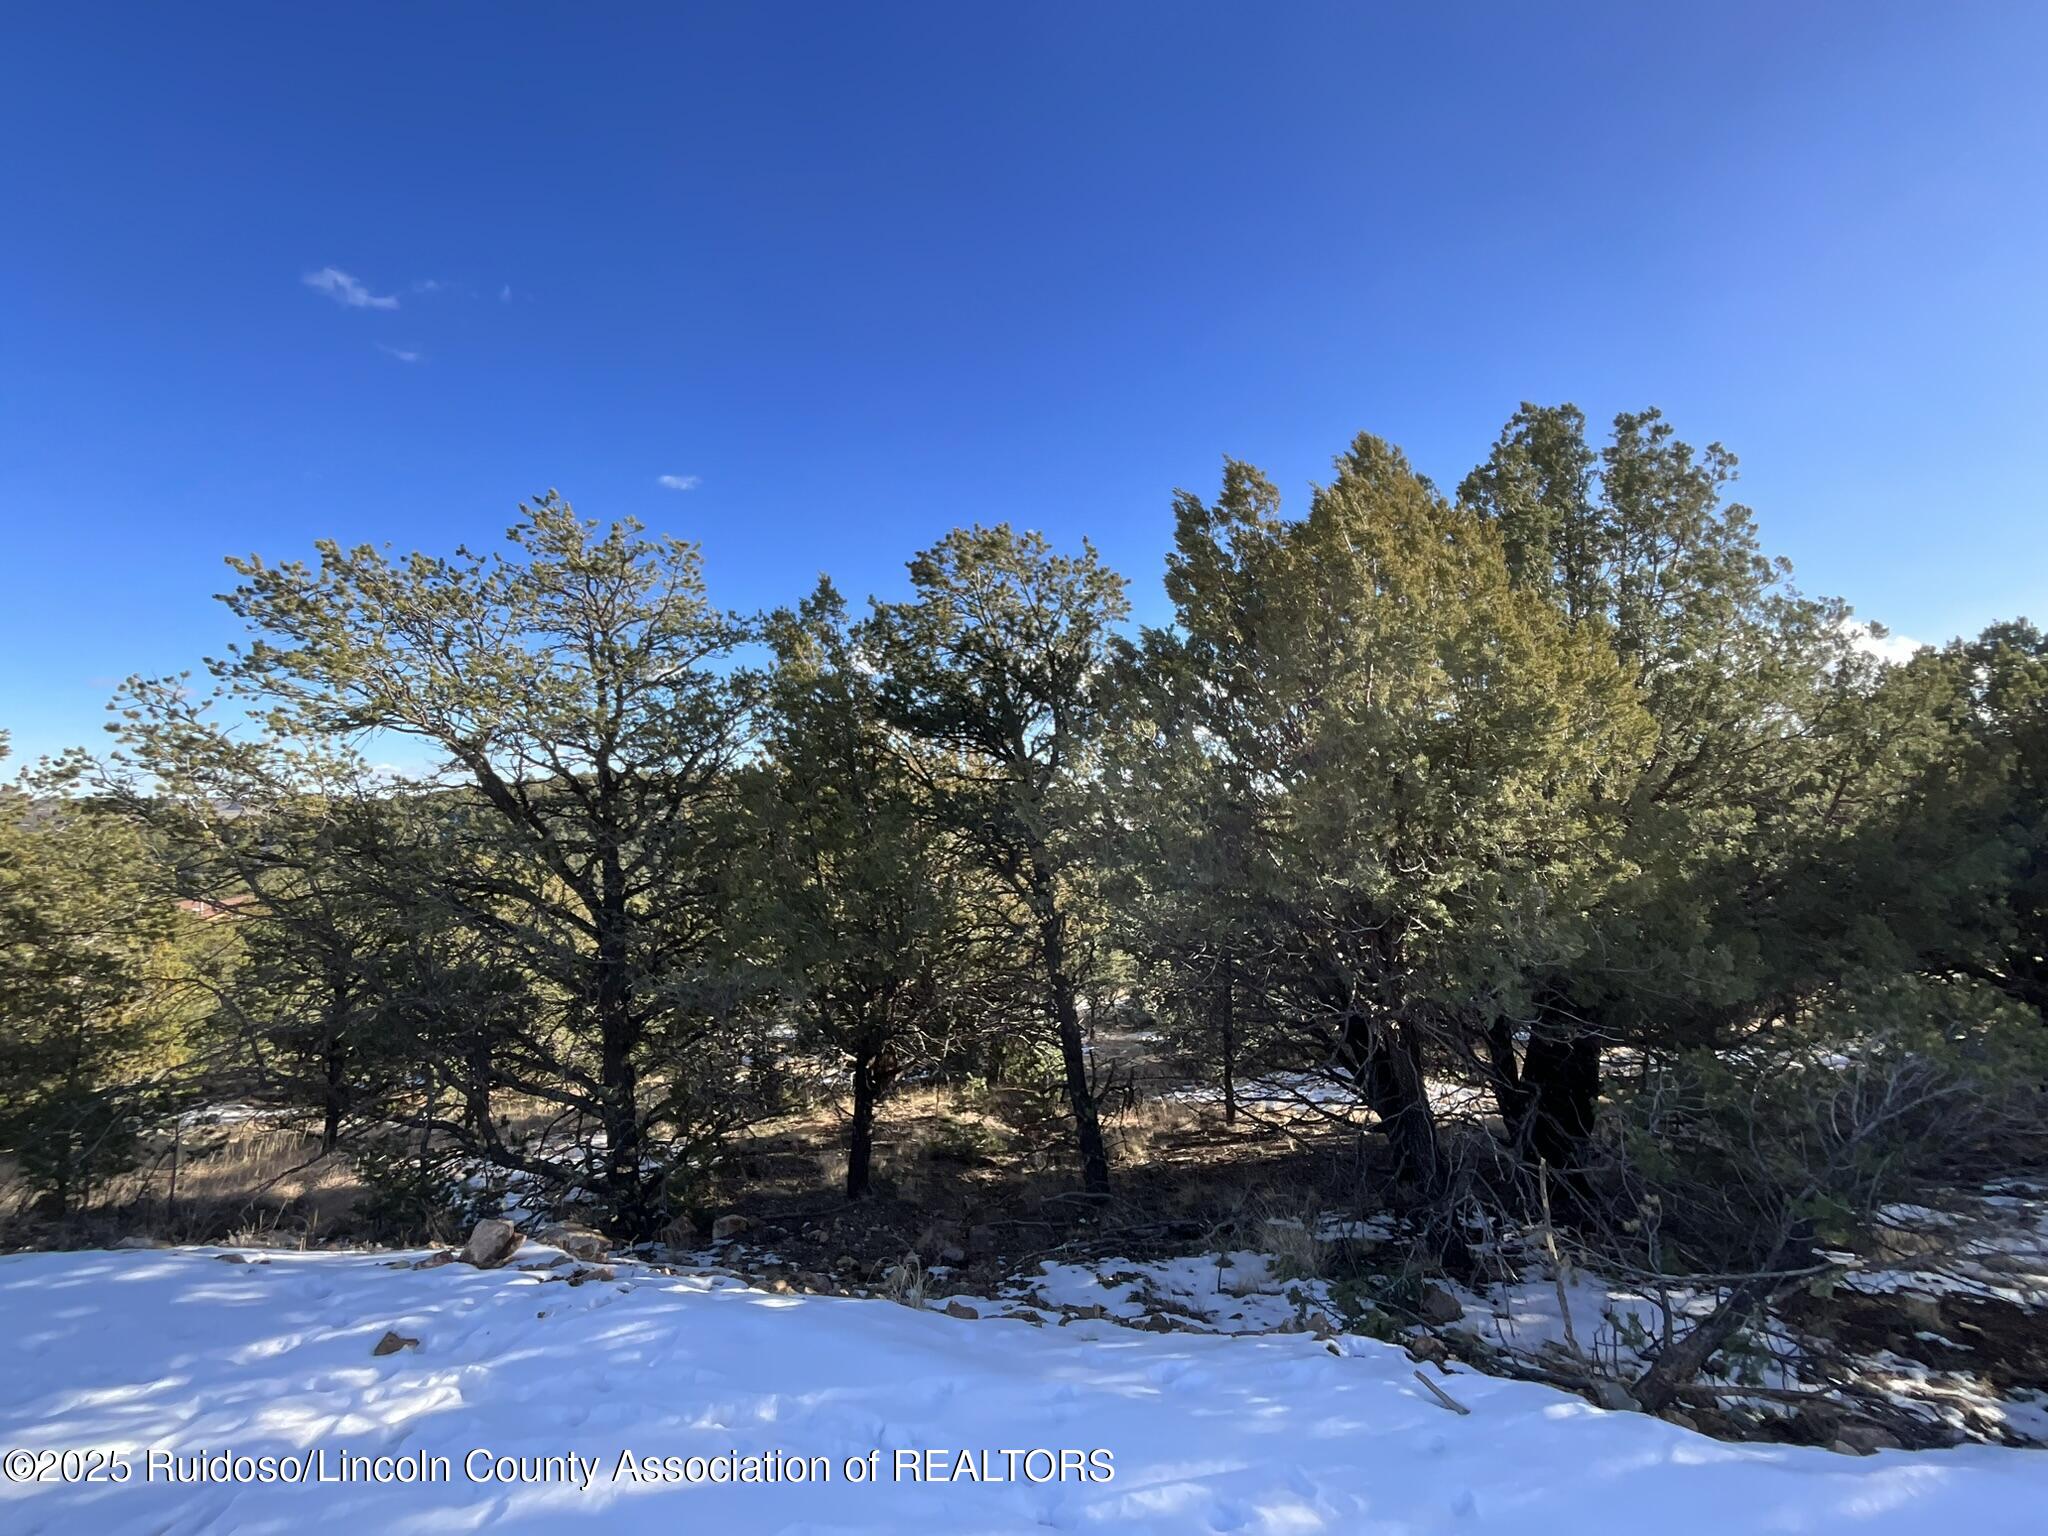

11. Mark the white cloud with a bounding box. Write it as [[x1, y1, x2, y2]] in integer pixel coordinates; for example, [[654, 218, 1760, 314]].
[[411, 278, 444, 294], [303, 267, 399, 310], [657, 474, 701, 492], [1843, 620, 1924, 666], [499, 283, 514, 303], [376, 343, 423, 364]]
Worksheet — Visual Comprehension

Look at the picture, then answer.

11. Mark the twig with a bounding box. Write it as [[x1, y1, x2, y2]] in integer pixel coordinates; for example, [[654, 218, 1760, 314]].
[[1413, 1370, 1471, 1415]]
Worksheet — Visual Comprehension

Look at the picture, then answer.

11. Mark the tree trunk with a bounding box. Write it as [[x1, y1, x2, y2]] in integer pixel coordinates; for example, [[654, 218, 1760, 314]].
[[594, 916, 649, 1237], [1345, 1013, 1441, 1196], [1218, 959, 1238, 1128], [1028, 854, 1109, 1195], [847, 1052, 877, 1201], [320, 1000, 348, 1154], [1519, 1006, 1600, 1182]]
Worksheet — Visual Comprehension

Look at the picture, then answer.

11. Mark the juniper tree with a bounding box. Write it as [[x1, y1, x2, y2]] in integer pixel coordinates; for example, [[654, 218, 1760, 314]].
[[1130, 439, 1650, 1193]]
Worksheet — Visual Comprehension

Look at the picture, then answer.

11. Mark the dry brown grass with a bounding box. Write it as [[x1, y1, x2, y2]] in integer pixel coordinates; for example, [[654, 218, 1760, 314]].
[[0, 1118, 367, 1252]]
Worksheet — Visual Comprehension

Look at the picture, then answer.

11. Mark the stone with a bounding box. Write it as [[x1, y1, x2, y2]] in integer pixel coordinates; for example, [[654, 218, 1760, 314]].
[[966, 1224, 998, 1253], [539, 1224, 608, 1262], [457, 1219, 524, 1270], [1416, 1283, 1464, 1325], [1835, 1423, 1902, 1455], [1407, 1334, 1450, 1365], [944, 1300, 979, 1320], [215, 1253, 250, 1264], [114, 1235, 167, 1250], [412, 1250, 457, 1271], [372, 1331, 419, 1357], [1662, 1409, 1700, 1432], [565, 1265, 616, 1287], [711, 1214, 752, 1242], [1589, 1379, 1637, 1412], [833, 1254, 860, 1274], [936, 1243, 967, 1266]]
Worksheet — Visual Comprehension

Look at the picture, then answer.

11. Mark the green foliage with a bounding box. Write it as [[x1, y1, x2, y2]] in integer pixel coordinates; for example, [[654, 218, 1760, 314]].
[[0, 749, 205, 1213]]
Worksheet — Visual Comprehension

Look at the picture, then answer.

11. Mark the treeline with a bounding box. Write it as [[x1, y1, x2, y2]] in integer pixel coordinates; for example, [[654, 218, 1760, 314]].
[[3, 406, 2043, 1304]]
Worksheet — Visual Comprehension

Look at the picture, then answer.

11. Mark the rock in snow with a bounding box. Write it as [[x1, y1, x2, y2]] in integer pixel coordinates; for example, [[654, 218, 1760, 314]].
[[2, 1247, 2044, 1534], [457, 1218, 524, 1269]]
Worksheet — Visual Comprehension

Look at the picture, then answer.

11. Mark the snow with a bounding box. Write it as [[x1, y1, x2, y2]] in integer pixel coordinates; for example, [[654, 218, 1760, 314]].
[[6, 1247, 2047, 1534]]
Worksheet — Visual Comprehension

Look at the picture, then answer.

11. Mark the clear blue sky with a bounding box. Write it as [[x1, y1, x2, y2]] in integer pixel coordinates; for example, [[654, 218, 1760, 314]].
[[3, 3, 2044, 761]]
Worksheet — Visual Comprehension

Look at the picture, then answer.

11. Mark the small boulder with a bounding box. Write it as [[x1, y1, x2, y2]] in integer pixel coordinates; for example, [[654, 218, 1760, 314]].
[[565, 1265, 616, 1287], [936, 1243, 967, 1266], [412, 1250, 457, 1271], [539, 1224, 608, 1262], [711, 1214, 752, 1242], [215, 1252, 250, 1264], [944, 1300, 979, 1320], [114, 1235, 167, 1250], [1589, 1379, 1638, 1412], [1416, 1283, 1464, 1325], [372, 1330, 419, 1357], [1835, 1423, 1902, 1455], [457, 1219, 524, 1270], [1407, 1334, 1450, 1365]]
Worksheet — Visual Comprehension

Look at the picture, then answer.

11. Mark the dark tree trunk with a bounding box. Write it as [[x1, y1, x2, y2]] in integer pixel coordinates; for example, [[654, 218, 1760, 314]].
[[320, 999, 348, 1154], [847, 1052, 877, 1201], [1519, 1007, 1601, 1179], [1344, 1013, 1441, 1196], [594, 911, 650, 1237], [1029, 854, 1109, 1195], [1218, 959, 1238, 1127]]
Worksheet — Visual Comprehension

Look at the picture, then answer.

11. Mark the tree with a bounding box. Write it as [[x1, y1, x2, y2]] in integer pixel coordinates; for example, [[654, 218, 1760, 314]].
[[864, 527, 1128, 1195], [751, 578, 971, 1199], [0, 743, 203, 1215], [196, 496, 761, 1236], [1131, 439, 1650, 1194]]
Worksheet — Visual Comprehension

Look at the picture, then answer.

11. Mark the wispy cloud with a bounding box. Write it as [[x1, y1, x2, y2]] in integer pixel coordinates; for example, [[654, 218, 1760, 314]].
[[303, 267, 399, 310], [499, 283, 514, 304], [410, 278, 445, 294], [377, 343, 423, 364], [657, 474, 701, 492]]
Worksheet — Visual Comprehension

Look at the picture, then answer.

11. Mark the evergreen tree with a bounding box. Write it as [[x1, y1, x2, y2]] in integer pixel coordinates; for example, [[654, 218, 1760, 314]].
[[752, 578, 971, 1199], [192, 496, 761, 1236], [864, 526, 1128, 1195]]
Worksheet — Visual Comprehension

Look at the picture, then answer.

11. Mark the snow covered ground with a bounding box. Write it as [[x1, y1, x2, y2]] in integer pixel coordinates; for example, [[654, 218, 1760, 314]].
[[6, 1245, 2047, 1534]]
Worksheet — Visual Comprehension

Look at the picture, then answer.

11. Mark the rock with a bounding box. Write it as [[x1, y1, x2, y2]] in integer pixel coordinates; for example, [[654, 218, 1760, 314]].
[[936, 1243, 967, 1266], [1835, 1423, 1902, 1455], [565, 1265, 616, 1287], [966, 1224, 998, 1254], [372, 1331, 419, 1357], [457, 1219, 524, 1270], [114, 1235, 167, 1250], [833, 1254, 860, 1274], [412, 1250, 457, 1271], [944, 1300, 979, 1320], [1589, 1379, 1638, 1412], [1407, 1334, 1450, 1365], [215, 1252, 250, 1264], [517, 1255, 572, 1271], [1416, 1283, 1464, 1325], [539, 1224, 608, 1262], [1662, 1409, 1700, 1432], [711, 1214, 752, 1242], [658, 1215, 700, 1249]]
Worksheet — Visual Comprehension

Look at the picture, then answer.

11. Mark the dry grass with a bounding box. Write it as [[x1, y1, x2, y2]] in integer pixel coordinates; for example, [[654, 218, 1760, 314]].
[[0, 1118, 367, 1252]]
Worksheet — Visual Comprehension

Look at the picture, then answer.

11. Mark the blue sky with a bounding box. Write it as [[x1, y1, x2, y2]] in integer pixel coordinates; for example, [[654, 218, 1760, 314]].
[[3, 3, 2044, 762]]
